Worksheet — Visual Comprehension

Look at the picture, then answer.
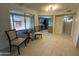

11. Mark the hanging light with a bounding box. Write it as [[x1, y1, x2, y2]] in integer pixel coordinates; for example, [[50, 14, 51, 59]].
[[48, 5, 53, 14], [46, 4, 58, 15]]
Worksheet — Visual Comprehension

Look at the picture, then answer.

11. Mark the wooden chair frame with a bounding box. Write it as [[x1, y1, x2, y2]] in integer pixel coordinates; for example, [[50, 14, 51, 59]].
[[5, 29, 27, 54]]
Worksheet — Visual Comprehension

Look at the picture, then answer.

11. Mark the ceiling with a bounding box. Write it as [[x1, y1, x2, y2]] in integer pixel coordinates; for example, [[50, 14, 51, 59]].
[[18, 3, 79, 14]]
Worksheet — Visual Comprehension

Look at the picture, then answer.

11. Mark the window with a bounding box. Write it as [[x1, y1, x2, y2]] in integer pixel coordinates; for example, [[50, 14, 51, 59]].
[[10, 13, 34, 31], [13, 15, 25, 30], [25, 16, 31, 29]]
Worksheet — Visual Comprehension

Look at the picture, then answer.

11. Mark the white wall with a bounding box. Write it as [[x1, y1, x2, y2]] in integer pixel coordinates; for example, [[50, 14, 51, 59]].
[[71, 7, 79, 47], [0, 4, 38, 50], [0, 4, 11, 49]]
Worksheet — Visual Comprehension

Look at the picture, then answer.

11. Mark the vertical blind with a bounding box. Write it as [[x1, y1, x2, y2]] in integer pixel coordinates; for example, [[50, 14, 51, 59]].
[[10, 13, 34, 31]]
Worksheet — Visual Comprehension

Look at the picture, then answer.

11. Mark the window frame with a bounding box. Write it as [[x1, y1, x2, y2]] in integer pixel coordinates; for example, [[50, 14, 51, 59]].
[[10, 13, 35, 31]]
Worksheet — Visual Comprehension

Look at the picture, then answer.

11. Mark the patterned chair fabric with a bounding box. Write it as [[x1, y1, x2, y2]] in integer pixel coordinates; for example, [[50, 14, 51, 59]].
[[5, 29, 27, 54]]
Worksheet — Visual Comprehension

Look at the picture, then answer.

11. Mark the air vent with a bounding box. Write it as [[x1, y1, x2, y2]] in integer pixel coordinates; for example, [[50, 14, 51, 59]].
[[18, 3, 24, 6], [66, 10, 72, 12]]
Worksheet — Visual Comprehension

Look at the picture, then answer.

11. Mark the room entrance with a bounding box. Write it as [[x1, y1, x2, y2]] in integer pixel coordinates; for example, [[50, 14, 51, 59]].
[[38, 15, 53, 33], [63, 15, 73, 35]]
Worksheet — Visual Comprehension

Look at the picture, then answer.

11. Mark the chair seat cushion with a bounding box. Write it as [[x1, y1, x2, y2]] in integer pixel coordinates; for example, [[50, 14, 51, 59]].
[[11, 38, 26, 46], [34, 32, 42, 34]]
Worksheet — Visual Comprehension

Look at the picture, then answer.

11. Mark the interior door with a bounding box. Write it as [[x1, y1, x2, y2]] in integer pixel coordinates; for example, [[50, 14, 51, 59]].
[[55, 15, 64, 34]]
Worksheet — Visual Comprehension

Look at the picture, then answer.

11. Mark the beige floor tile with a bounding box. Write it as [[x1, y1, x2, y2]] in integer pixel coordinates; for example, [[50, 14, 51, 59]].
[[16, 32, 79, 56]]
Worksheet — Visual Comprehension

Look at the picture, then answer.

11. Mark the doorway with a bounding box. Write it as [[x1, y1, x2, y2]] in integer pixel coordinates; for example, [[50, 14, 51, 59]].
[[63, 15, 73, 35], [38, 15, 53, 33]]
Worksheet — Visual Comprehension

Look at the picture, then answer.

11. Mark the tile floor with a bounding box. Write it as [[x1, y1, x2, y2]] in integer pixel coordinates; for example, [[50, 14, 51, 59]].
[[17, 32, 79, 56], [2, 32, 79, 56]]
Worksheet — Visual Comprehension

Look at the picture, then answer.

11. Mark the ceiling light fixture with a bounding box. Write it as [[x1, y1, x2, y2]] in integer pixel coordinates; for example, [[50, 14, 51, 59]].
[[46, 4, 58, 15], [48, 5, 53, 14]]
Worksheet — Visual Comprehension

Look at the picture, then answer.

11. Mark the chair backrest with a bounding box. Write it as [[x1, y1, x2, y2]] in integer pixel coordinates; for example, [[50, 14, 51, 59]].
[[5, 30, 17, 41]]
